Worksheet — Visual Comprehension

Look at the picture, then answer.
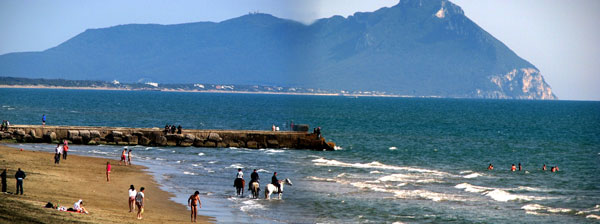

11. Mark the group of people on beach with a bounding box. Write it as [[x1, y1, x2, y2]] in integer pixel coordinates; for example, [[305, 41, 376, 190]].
[[164, 124, 182, 134], [1, 167, 26, 195], [487, 163, 560, 172], [127, 185, 146, 219], [120, 147, 133, 166], [54, 140, 69, 164]]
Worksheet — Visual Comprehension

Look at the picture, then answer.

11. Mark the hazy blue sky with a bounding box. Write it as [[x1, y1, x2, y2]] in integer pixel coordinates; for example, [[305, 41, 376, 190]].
[[1, 0, 598, 100]]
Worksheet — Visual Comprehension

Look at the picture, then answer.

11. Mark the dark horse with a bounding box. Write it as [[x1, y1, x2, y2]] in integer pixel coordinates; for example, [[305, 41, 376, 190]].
[[234, 178, 245, 196]]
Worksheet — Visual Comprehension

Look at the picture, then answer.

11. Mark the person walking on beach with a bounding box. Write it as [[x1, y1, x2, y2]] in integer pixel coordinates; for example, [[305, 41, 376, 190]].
[[1, 168, 7, 193], [42, 114, 46, 127], [136, 187, 145, 219], [15, 168, 26, 195], [127, 149, 132, 165], [120, 148, 127, 165], [128, 185, 136, 212], [63, 140, 69, 160], [188, 191, 202, 222], [54, 143, 62, 164], [106, 162, 111, 182]]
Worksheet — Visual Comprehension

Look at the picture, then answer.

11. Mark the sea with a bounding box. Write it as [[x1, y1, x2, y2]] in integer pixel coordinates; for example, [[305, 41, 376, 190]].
[[1, 88, 599, 223]]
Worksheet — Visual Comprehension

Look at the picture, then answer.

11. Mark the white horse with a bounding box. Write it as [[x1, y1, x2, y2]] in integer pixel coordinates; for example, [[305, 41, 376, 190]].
[[265, 178, 292, 200]]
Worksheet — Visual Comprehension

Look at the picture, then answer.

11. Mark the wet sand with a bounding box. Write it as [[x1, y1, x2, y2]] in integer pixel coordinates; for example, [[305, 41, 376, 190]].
[[0, 145, 213, 223]]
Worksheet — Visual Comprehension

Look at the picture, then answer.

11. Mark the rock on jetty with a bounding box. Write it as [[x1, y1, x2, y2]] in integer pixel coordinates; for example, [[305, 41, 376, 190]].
[[1, 125, 336, 151]]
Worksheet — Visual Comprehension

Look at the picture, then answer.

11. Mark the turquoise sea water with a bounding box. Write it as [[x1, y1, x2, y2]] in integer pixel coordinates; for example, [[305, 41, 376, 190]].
[[1, 88, 599, 223]]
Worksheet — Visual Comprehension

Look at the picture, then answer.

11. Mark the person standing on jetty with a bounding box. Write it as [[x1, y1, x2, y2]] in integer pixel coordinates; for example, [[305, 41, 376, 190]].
[[188, 191, 202, 222], [42, 114, 46, 127], [15, 168, 26, 195], [136, 187, 145, 219], [1, 168, 7, 193]]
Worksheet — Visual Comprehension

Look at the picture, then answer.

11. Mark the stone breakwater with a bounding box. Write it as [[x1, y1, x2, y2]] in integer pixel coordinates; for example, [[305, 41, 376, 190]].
[[0, 125, 336, 151]]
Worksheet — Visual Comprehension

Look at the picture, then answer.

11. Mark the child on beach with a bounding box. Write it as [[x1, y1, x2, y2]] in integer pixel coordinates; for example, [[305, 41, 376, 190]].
[[188, 191, 202, 222], [106, 162, 111, 182], [127, 149, 132, 165], [136, 187, 145, 219], [128, 185, 136, 212]]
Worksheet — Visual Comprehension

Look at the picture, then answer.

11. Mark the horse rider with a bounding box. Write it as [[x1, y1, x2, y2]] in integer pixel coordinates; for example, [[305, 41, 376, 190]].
[[236, 168, 244, 184], [272, 172, 281, 193], [249, 169, 259, 190]]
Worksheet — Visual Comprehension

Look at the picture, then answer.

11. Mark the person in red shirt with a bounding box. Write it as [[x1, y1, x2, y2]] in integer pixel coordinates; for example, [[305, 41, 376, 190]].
[[106, 162, 111, 182], [63, 140, 69, 160]]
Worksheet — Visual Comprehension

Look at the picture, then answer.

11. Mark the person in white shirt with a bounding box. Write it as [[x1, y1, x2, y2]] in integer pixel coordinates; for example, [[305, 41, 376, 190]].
[[128, 185, 137, 213]]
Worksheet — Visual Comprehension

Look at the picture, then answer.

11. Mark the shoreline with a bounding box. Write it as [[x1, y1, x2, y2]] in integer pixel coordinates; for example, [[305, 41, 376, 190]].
[[0, 84, 418, 98], [0, 144, 214, 223]]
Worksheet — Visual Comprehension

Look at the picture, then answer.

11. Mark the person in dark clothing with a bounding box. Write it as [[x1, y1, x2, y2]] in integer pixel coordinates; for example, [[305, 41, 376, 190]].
[[1, 168, 7, 192], [177, 125, 182, 134], [164, 124, 169, 134], [249, 169, 260, 190], [15, 168, 26, 195], [171, 125, 176, 134], [272, 172, 281, 193]]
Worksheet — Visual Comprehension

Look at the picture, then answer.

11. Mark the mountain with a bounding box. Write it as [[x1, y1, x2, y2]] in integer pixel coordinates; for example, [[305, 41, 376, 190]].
[[0, 0, 556, 99]]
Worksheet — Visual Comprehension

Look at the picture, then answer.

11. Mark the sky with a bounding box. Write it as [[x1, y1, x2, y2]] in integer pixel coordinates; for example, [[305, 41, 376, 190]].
[[0, 0, 598, 100]]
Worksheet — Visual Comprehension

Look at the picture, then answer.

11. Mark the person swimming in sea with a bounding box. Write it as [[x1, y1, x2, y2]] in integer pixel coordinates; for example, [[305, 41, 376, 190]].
[[518, 163, 522, 171], [487, 164, 494, 170], [511, 164, 516, 172], [542, 164, 547, 171]]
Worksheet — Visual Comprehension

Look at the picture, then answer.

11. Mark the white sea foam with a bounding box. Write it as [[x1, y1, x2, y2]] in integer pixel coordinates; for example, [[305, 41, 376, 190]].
[[376, 174, 441, 184], [459, 170, 473, 174], [183, 171, 196, 175], [463, 173, 482, 179], [227, 163, 244, 169], [256, 169, 269, 173], [389, 146, 397, 150], [240, 200, 264, 212], [90, 150, 111, 155], [334, 146, 343, 150], [455, 183, 555, 202], [587, 214, 600, 220], [521, 204, 572, 214], [307, 176, 336, 182], [350, 182, 466, 202], [155, 157, 165, 161], [208, 161, 216, 164], [197, 152, 205, 156], [264, 149, 284, 153], [192, 163, 201, 167], [312, 158, 450, 176], [176, 160, 181, 163], [370, 171, 382, 174]]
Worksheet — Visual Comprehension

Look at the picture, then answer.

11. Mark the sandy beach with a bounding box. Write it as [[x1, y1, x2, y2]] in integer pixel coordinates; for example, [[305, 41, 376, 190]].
[[0, 145, 213, 223]]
